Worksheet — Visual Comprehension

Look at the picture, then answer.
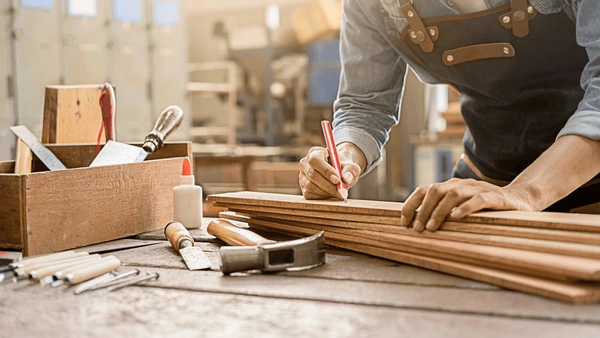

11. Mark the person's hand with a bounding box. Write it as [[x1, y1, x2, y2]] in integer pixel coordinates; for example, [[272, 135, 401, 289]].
[[299, 142, 367, 200], [401, 178, 540, 232]]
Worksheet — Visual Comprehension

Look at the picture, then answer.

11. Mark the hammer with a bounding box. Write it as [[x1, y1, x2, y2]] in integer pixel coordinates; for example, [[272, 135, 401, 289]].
[[207, 220, 326, 275]]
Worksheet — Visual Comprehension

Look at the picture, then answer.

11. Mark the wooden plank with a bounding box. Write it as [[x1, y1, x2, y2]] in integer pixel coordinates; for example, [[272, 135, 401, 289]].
[[22, 158, 183, 256], [234, 211, 600, 259], [243, 217, 600, 282], [235, 217, 600, 304], [0, 175, 24, 249], [3, 281, 599, 338], [208, 191, 600, 232], [0, 161, 15, 173], [221, 210, 600, 246], [219, 204, 403, 225], [42, 85, 105, 144], [14, 139, 32, 174]]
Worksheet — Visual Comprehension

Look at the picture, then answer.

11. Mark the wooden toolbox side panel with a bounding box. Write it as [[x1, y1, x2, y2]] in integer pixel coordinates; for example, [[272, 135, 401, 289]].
[[0, 174, 24, 249], [22, 158, 183, 256]]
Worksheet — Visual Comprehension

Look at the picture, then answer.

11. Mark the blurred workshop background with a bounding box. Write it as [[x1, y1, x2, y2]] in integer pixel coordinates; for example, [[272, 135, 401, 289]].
[[0, 0, 464, 203]]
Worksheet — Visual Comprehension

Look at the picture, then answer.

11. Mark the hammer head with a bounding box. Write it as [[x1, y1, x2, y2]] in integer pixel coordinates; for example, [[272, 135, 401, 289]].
[[219, 231, 326, 275]]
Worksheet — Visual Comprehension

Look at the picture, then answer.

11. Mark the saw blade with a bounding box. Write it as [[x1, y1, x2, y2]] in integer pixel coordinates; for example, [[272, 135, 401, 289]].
[[179, 247, 212, 270]]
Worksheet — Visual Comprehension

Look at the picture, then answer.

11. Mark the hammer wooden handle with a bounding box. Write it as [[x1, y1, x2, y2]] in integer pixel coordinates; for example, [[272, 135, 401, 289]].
[[207, 219, 276, 247], [66, 256, 121, 284], [165, 222, 193, 250]]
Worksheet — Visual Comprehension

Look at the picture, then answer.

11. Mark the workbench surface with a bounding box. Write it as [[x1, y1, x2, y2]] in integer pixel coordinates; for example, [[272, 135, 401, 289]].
[[2, 219, 600, 338]]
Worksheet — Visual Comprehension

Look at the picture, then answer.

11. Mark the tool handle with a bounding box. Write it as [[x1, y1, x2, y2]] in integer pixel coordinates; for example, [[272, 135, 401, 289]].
[[17, 250, 77, 267], [30, 255, 101, 279], [66, 256, 121, 284], [18, 252, 90, 275], [54, 256, 104, 280], [165, 222, 194, 250], [142, 105, 183, 154], [99, 83, 116, 141], [321, 121, 347, 191], [207, 219, 276, 247]]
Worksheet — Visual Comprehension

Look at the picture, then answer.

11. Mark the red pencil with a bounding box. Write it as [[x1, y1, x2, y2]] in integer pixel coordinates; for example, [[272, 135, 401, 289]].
[[321, 121, 348, 202]]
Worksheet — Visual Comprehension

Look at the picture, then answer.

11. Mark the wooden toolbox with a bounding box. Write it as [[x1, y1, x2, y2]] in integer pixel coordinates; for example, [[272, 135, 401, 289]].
[[0, 142, 192, 256]]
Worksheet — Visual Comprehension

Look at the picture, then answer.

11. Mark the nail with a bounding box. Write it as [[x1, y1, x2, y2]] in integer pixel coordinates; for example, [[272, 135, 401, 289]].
[[400, 215, 407, 227], [330, 174, 340, 184], [413, 220, 424, 232], [343, 172, 354, 183], [425, 219, 436, 231]]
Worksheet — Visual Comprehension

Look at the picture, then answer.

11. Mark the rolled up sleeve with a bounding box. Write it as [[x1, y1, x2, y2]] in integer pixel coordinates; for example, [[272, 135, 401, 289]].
[[333, 0, 407, 175], [557, 0, 600, 141]]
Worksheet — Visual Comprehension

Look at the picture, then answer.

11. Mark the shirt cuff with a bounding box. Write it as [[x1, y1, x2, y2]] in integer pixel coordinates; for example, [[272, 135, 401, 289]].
[[333, 126, 382, 176], [556, 110, 600, 141]]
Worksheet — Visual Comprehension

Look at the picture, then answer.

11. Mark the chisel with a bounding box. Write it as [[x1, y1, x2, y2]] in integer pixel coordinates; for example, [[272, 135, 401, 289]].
[[165, 222, 212, 270], [0, 250, 78, 273], [89, 105, 183, 167], [40, 255, 104, 287], [14, 252, 90, 277], [66, 256, 121, 284], [29, 255, 102, 280]]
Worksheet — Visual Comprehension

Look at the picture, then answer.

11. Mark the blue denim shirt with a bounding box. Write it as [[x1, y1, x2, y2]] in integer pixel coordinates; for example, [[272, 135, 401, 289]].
[[333, 0, 600, 175]]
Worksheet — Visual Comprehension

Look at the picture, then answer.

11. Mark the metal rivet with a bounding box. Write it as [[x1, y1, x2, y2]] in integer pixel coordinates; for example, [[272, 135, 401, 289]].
[[446, 55, 454, 62], [410, 31, 417, 39], [502, 16, 511, 24], [415, 31, 425, 42], [514, 10, 525, 21], [429, 28, 436, 36], [503, 47, 510, 54], [407, 11, 414, 17], [527, 6, 534, 14]]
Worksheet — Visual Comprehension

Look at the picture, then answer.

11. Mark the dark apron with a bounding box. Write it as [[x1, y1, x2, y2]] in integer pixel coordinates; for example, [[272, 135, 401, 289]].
[[398, 0, 600, 212]]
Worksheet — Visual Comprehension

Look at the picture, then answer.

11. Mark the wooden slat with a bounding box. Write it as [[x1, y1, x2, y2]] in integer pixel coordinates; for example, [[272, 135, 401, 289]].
[[22, 158, 183, 256], [224, 215, 600, 304], [219, 211, 600, 258], [208, 191, 600, 232], [222, 210, 600, 246], [14, 139, 32, 174], [220, 204, 402, 225], [0, 175, 24, 249], [238, 216, 600, 282]]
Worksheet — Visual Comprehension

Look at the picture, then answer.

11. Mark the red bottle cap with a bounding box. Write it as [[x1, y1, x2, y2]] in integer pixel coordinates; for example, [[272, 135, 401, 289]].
[[182, 157, 192, 176]]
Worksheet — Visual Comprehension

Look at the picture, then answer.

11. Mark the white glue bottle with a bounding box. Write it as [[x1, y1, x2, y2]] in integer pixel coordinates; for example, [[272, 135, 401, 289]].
[[173, 157, 203, 229]]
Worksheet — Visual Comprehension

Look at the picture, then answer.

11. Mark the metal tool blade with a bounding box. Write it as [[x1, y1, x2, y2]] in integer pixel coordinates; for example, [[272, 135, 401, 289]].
[[89, 141, 148, 167], [179, 247, 212, 270], [9, 126, 67, 171]]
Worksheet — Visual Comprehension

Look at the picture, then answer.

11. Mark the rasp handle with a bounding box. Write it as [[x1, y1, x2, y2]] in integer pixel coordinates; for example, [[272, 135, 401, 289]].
[[142, 105, 183, 154]]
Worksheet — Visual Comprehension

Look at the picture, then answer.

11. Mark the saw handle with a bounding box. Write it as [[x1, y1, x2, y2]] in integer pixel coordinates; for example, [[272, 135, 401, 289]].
[[207, 219, 276, 247], [142, 105, 183, 154], [99, 83, 116, 141], [165, 222, 194, 250]]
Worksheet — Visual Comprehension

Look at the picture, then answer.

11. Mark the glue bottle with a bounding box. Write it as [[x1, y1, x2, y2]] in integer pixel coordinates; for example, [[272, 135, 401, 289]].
[[173, 157, 203, 229]]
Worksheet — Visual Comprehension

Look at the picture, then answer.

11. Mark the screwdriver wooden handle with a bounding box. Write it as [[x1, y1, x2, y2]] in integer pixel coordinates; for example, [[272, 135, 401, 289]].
[[165, 222, 194, 250], [207, 219, 276, 247], [142, 105, 183, 154], [66, 256, 121, 284]]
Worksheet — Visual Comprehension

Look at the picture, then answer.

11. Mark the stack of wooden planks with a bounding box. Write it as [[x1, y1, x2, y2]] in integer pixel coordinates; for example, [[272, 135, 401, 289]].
[[208, 191, 600, 304]]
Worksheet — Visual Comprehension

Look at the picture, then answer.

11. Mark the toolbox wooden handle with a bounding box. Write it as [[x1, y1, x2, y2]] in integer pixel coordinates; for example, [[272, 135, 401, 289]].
[[165, 222, 194, 250], [207, 219, 276, 247], [14, 139, 32, 174], [66, 256, 121, 284]]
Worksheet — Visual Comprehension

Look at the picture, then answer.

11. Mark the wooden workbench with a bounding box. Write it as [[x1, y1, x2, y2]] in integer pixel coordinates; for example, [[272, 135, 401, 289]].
[[1, 219, 599, 337]]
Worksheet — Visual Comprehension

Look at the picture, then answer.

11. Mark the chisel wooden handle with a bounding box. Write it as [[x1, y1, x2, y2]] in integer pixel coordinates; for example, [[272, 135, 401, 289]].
[[30, 255, 101, 279], [17, 252, 90, 275], [207, 219, 276, 246], [66, 256, 121, 284], [165, 222, 194, 250], [17, 250, 78, 268], [54, 257, 104, 280]]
